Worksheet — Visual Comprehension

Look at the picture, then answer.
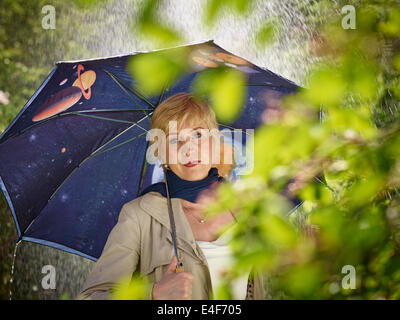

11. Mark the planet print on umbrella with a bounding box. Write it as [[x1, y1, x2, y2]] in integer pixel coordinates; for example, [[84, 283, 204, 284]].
[[215, 52, 248, 65], [191, 49, 253, 73], [72, 64, 96, 100], [192, 56, 219, 68], [32, 86, 82, 122], [32, 64, 96, 122]]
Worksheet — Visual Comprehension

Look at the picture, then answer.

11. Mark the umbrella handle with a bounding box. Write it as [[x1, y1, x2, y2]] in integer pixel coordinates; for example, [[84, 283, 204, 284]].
[[163, 165, 184, 274], [175, 261, 183, 273]]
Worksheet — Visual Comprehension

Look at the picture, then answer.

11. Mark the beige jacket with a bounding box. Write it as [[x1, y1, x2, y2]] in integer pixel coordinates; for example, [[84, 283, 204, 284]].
[[77, 191, 265, 300]]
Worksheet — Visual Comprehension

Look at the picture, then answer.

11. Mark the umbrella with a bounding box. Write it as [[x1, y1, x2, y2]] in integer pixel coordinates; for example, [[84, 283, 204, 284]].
[[0, 40, 303, 261]]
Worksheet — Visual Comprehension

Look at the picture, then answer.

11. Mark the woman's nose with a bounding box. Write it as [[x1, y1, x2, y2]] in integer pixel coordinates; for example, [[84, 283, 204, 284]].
[[184, 139, 198, 156], [178, 136, 198, 155]]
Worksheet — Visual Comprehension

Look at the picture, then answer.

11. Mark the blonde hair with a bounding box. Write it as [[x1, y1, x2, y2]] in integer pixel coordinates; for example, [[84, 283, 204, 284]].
[[149, 92, 220, 162], [151, 92, 218, 133], [149, 92, 235, 177]]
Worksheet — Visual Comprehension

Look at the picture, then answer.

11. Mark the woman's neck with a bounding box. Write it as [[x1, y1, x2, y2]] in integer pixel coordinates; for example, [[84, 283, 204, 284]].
[[180, 198, 203, 212]]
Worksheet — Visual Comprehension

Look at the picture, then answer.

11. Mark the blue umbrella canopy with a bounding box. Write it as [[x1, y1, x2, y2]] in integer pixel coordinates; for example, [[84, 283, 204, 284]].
[[0, 40, 302, 261]]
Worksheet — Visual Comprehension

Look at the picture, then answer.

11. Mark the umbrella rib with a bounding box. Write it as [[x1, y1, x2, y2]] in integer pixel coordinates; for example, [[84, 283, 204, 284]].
[[47, 131, 148, 202], [101, 68, 155, 112], [48, 112, 151, 199], [103, 69, 156, 109], [71, 113, 149, 132], [157, 83, 169, 105], [0, 109, 153, 148], [218, 123, 253, 137], [135, 83, 168, 197], [89, 131, 148, 158], [22, 133, 148, 237], [166, 84, 172, 98], [20, 116, 151, 237], [246, 83, 298, 89], [102, 69, 151, 117], [73, 108, 154, 113]]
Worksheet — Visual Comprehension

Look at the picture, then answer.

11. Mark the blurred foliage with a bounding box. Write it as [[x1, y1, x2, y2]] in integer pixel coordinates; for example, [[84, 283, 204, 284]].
[[255, 20, 277, 49], [204, 0, 255, 28], [128, 0, 400, 300], [192, 66, 246, 124], [128, 46, 190, 96], [1, 0, 400, 301], [110, 273, 152, 300], [132, 0, 182, 47]]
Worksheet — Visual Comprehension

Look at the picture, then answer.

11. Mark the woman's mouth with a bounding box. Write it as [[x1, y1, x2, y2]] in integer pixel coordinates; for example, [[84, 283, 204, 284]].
[[184, 160, 201, 167]]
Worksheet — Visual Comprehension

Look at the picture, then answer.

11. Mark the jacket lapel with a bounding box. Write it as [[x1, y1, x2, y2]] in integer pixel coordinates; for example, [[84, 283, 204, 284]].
[[139, 191, 198, 252]]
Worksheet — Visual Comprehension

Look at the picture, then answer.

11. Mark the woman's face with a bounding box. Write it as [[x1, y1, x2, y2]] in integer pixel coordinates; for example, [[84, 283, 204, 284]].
[[164, 120, 215, 181]]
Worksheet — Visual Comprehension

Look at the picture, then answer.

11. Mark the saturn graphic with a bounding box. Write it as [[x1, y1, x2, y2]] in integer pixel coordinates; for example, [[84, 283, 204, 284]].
[[32, 64, 96, 122]]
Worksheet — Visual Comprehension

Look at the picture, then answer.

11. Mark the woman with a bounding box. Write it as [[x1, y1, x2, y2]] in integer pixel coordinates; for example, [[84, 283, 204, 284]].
[[77, 93, 264, 300]]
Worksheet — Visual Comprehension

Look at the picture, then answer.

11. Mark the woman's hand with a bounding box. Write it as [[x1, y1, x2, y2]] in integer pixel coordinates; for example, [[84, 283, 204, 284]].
[[152, 256, 194, 300]]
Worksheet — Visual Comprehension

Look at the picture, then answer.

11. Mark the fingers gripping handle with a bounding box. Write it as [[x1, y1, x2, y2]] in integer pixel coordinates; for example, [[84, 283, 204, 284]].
[[175, 261, 183, 273], [168, 255, 183, 273]]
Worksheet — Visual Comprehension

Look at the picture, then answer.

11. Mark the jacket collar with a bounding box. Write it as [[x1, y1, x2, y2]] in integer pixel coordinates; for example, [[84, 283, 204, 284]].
[[139, 191, 196, 246]]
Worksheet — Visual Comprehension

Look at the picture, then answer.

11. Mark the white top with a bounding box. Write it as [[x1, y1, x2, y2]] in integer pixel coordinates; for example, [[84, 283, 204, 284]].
[[196, 226, 251, 300]]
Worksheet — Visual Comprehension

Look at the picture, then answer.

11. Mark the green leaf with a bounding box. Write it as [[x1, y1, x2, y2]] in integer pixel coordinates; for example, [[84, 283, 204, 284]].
[[302, 66, 346, 107], [128, 48, 189, 96], [283, 263, 324, 299], [214, 281, 233, 300], [378, 7, 400, 36], [60, 292, 70, 300], [204, 0, 224, 26], [260, 214, 297, 249], [71, 0, 105, 8], [394, 53, 400, 71], [204, 0, 254, 26], [135, 0, 181, 46], [231, 0, 254, 14], [255, 21, 276, 48], [192, 67, 246, 123], [138, 23, 181, 47], [111, 274, 152, 300]]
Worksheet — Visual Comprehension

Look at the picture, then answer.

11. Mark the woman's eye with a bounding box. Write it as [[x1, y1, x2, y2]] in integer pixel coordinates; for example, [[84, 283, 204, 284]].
[[169, 132, 201, 144]]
